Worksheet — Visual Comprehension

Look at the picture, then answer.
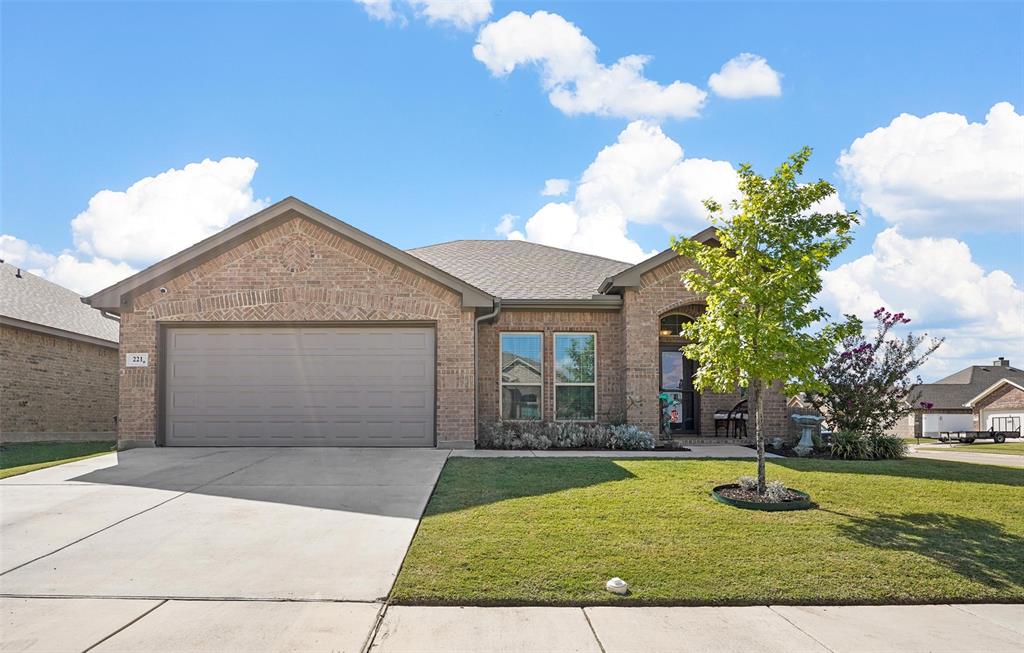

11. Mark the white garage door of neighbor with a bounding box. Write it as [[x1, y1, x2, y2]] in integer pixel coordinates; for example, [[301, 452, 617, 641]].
[[984, 411, 1024, 435], [921, 412, 974, 435], [164, 326, 435, 447]]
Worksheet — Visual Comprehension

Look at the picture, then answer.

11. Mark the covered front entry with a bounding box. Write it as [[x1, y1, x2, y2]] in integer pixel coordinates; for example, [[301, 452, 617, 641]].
[[163, 325, 435, 447], [660, 345, 699, 435]]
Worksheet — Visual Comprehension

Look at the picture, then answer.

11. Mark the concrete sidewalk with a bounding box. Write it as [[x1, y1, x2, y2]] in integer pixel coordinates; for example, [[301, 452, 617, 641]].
[[6, 599, 1021, 652], [368, 603, 1024, 653]]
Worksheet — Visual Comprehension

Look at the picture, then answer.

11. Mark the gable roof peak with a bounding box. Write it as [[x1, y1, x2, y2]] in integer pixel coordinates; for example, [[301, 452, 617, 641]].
[[84, 196, 494, 312]]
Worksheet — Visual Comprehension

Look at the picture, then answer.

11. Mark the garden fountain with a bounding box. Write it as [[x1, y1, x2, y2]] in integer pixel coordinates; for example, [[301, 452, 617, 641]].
[[791, 413, 824, 456]]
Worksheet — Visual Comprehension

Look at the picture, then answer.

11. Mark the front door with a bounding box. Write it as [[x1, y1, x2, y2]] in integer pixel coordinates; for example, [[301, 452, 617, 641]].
[[660, 347, 698, 435]]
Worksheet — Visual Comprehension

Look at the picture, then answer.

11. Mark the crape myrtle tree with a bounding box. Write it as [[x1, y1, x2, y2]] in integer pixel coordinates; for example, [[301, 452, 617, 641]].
[[672, 147, 859, 495], [807, 307, 943, 437]]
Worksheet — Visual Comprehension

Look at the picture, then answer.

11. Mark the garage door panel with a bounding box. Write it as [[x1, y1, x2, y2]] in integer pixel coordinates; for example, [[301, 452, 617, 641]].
[[168, 389, 435, 417], [164, 326, 435, 447]]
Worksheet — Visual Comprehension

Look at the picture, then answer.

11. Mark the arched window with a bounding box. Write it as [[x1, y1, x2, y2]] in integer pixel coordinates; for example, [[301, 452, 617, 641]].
[[659, 313, 693, 337]]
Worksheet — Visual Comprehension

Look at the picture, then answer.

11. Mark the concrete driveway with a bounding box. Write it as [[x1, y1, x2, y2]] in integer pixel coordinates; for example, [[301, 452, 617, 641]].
[[1, 447, 449, 652]]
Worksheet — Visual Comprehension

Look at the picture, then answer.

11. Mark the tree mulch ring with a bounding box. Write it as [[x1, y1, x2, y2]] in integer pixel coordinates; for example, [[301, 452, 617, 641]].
[[711, 484, 815, 511]]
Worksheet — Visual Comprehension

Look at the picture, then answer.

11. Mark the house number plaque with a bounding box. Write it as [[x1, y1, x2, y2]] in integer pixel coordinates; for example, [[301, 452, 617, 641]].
[[126, 353, 149, 367]]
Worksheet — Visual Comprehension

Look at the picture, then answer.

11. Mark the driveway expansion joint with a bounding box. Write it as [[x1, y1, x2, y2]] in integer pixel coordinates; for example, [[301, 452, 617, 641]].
[[81, 598, 168, 653]]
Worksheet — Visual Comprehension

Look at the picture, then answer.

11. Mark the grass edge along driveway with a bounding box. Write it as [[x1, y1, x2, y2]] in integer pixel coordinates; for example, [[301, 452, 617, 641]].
[[392, 457, 1023, 606], [0, 441, 116, 479]]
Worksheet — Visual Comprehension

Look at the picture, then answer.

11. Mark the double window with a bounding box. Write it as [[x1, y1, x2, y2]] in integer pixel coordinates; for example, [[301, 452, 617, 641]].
[[499, 332, 598, 422], [500, 333, 542, 420], [554, 333, 597, 421]]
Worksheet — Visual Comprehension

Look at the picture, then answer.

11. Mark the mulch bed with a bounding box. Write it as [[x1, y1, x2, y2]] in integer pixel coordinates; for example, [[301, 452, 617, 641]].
[[716, 485, 806, 504]]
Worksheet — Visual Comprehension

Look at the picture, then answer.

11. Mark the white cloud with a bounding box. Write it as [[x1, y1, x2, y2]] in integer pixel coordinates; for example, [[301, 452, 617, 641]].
[[838, 102, 1024, 234], [0, 235, 136, 295], [473, 11, 707, 120], [708, 53, 782, 99], [494, 213, 524, 240], [0, 234, 56, 270], [410, 0, 491, 29], [497, 120, 741, 262], [72, 157, 266, 264], [821, 228, 1023, 380], [355, 0, 401, 22], [42, 255, 138, 296], [356, 0, 491, 29], [540, 178, 570, 197], [3, 156, 265, 296]]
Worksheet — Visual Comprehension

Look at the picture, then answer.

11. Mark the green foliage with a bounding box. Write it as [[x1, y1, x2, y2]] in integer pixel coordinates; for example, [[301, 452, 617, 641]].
[[830, 431, 907, 460], [672, 147, 859, 397], [829, 431, 871, 460], [672, 147, 860, 491], [867, 434, 909, 460]]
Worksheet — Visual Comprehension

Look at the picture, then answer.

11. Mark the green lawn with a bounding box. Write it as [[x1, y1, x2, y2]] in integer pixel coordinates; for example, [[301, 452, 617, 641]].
[[953, 442, 1024, 455], [902, 437, 937, 444], [392, 457, 1024, 606], [0, 441, 116, 479]]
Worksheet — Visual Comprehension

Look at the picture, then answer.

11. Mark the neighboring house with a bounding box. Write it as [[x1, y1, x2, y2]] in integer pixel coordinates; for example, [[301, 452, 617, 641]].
[[83, 197, 790, 450], [964, 378, 1024, 435], [0, 262, 119, 442], [912, 358, 1024, 436]]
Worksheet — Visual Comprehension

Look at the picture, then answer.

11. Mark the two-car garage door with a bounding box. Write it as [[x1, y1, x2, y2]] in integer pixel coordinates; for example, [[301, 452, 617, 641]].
[[164, 326, 435, 447]]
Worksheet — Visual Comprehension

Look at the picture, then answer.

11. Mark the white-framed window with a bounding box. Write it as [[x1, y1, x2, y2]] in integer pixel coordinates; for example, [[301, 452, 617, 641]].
[[500, 332, 543, 420], [553, 332, 597, 421]]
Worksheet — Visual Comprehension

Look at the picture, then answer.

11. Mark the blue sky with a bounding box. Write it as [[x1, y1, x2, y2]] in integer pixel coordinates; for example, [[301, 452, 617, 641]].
[[2, 1, 1022, 379]]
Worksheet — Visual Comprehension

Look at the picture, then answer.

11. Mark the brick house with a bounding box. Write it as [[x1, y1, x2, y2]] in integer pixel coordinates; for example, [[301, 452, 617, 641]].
[[911, 358, 1024, 436], [0, 262, 119, 442], [964, 378, 1024, 436], [84, 197, 789, 450]]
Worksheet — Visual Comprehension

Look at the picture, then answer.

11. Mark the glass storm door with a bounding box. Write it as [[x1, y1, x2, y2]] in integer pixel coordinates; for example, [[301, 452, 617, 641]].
[[660, 347, 697, 434]]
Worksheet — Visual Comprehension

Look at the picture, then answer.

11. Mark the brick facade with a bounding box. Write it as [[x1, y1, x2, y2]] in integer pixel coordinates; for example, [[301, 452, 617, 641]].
[[116, 216, 476, 448], [0, 324, 118, 440], [972, 383, 1024, 430], [477, 309, 625, 424], [620, 253, 789, 440]]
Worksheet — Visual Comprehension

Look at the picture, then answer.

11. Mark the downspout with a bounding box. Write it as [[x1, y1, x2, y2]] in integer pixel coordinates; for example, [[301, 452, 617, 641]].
[[473, 298, 501, 447]]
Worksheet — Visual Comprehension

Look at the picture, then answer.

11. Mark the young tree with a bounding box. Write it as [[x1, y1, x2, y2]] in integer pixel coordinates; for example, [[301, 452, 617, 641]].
[[672, 147, 859, 494], [808, 308, 943, 437]]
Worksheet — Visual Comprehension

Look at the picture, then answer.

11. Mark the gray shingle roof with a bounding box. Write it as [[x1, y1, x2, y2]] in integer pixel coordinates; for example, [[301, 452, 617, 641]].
[[0, 262, 118, 343], [407, 240, 632, 300], [914, 362, 1024, 409]]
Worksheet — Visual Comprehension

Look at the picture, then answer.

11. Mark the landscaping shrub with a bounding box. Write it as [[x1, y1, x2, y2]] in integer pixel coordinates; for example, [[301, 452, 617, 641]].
[[867, 433, 907, 460], [764, 479, 789, 502], [829, 431, 871, 460], [829, 431, 907, 460], [477, 421, 655, 451], [737, 475, 758, 492], [608, 425, 656, 450]]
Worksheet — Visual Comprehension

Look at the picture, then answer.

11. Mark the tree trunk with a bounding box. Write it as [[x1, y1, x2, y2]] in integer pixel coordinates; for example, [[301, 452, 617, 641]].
[[752, 378, 766, 495]]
